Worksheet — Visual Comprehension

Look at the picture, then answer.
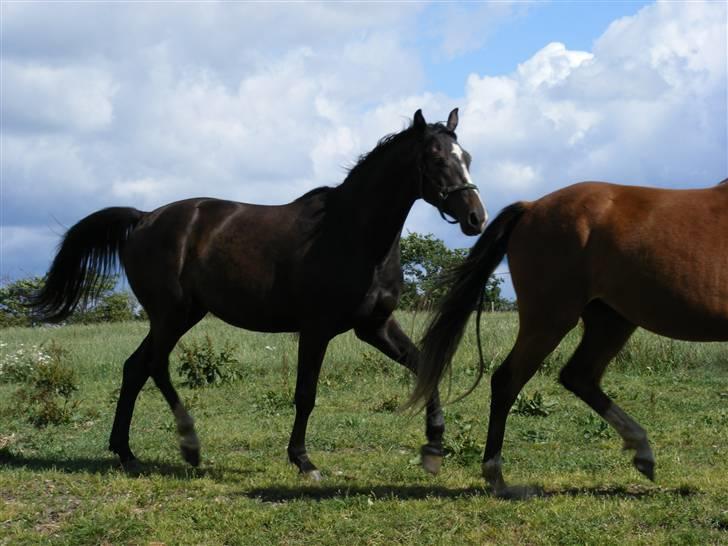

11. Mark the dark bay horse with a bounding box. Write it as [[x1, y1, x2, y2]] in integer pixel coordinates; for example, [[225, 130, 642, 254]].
[[32, 109, 486, 478], [411, 179, 728, 497]]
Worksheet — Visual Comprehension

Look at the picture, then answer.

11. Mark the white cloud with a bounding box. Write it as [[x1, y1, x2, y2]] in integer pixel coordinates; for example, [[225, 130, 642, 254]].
[[1, 61, 116, 132], [516, 42, 593, 90], [458, 0, 726, 215], [0, 0, 725, 285]]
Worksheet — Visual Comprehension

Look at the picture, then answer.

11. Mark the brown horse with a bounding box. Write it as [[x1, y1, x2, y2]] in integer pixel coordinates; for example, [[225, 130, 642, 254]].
[[411, 179, 728, 497], [31, 109, 486, 478]]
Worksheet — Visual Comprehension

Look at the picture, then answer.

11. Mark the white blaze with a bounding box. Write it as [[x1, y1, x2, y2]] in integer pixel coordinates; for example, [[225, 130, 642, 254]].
[[451, 143, 475, 186], [451, 142, 488, 225]]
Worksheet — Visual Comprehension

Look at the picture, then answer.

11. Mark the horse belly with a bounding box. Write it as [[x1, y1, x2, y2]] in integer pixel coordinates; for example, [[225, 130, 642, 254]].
[[601, 270, 728, 342]]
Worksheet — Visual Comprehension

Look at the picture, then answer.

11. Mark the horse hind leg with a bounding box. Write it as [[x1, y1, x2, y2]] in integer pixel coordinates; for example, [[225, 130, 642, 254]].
[[558, 301, 655, 480], [146, 305, 207, 467]]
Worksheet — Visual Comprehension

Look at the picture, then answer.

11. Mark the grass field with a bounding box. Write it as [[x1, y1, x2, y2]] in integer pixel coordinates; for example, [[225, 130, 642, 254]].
[[1, 312, 726, 545]]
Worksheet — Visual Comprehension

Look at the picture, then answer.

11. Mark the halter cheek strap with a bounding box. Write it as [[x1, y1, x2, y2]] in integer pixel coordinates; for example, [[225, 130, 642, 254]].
[[436, 182, 479, 224]]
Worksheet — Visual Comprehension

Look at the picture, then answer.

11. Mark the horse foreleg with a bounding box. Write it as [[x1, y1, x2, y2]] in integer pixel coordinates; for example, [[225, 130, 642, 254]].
[[558, 302, 653, 480], [287, 333, 330, 480], [355, 317, 445, 475]]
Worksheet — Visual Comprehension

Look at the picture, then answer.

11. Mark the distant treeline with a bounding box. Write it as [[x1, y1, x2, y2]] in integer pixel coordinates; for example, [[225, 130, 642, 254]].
[[0, 275, 146, 328]]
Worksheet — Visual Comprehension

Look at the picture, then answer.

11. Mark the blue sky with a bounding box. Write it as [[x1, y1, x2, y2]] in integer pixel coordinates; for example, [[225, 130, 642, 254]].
[[1, 1, 726, 301], [420, 1, 653, 95]]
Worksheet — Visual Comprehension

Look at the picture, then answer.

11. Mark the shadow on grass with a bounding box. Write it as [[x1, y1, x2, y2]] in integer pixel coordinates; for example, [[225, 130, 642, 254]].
[[545, 484, 698, 499], [245, 483, 699, 503], [0, 449, 252, 480], [245, 484, 488, 502], [1, 449, 700, 503]]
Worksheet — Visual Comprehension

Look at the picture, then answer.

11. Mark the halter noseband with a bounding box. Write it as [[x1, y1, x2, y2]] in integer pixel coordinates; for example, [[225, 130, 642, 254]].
[[436, 182, 479, 224]]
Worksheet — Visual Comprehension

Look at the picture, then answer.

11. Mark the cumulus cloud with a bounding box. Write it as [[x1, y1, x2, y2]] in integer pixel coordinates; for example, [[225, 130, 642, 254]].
[[1, 61, 116, 132], [0, 0, 725, 288], [460, 0, 726, 214]]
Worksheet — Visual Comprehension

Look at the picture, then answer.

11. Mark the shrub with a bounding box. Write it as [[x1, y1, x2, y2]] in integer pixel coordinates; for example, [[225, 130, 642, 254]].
[[0, 342, 51, 383], [176, 335, 240, 388], [511, 390, 556, 417], [13, 341, 79, 427], [443, 412, 482, 465], [575, 412, 612, 441], [253, 389, 293, 415], [371, 394, 400, 413]]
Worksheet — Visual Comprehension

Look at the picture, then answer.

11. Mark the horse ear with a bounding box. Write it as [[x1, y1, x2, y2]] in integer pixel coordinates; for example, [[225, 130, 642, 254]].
[[413, 109, 426, 130], [446, 108, 459, 132]]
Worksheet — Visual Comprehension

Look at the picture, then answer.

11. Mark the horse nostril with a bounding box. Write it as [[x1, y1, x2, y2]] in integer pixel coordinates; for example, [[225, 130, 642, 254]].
[[468, 211, 480, 227]]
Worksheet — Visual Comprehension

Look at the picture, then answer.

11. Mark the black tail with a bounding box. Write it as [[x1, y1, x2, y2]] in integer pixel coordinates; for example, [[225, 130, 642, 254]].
[[407, 202, 529, 409], [30, 207, 145, 322]]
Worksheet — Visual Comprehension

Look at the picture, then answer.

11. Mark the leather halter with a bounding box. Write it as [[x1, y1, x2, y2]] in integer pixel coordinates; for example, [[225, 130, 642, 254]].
[[435, 182, 479, 224]]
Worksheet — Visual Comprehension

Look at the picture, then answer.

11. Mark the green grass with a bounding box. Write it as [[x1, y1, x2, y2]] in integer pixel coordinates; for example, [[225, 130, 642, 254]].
[[1, 313, 726, 545]]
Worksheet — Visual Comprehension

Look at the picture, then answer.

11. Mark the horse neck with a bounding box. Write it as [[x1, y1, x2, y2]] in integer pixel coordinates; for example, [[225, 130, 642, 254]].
[[332, 143, 420, 260]]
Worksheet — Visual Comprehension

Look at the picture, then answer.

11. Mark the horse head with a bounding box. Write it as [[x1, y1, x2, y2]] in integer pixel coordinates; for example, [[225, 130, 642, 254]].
[[415, 108, 487, 235]]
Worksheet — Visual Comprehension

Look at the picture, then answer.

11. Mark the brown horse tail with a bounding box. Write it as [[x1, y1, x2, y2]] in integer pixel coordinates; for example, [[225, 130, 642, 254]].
[[30, 207, 145, 322], [407, 201, 529, 410]]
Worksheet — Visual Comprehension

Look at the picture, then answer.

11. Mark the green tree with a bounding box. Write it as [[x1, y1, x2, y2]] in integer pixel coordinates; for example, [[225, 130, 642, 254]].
[[399, 232, 509, 310], [0, 275, 139, 327], [0, 277, 45, 327]]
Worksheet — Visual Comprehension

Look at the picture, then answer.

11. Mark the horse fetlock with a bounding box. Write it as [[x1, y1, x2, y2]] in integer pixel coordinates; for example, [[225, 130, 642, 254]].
[[303, 469, 322, 482], [621, 435, 655, 481], [634, 455, 655, 481], [288, 448, 319, 477]]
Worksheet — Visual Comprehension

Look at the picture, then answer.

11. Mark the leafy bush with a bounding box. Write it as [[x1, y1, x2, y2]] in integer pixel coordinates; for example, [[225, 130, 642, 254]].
[[512, 390, 557, 417], [575, 412, 612, 441], [443, 412, 482, 465], [13, 341, 79, 427], [358, 351, 396, 376], [253, 389, 293, 415], [176, 335, 240, 388], [371, 394, 400, 413], [0, 342, 51, 383]]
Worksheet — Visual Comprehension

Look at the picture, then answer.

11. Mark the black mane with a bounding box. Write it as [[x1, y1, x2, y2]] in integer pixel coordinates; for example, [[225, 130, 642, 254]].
[[343, 121, 454, 184]]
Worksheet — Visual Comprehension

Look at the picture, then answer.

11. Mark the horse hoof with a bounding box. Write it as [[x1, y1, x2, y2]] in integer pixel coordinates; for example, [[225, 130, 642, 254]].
[[634, 457, 655, 481], [181, 445, 200, 467], [421, 454, 443, 475], [121, 458, 143, 475], [303, 469, 322, 481]]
